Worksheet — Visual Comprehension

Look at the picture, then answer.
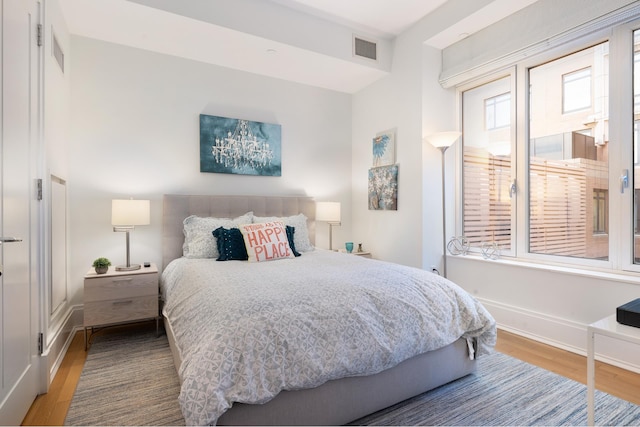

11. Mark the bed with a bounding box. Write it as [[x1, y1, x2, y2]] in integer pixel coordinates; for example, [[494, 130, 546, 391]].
[[160, 194, 496, 426]]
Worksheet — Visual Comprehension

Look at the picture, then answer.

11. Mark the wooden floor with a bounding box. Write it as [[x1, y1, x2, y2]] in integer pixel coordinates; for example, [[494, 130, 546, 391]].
[[21, 328, 640, 426]]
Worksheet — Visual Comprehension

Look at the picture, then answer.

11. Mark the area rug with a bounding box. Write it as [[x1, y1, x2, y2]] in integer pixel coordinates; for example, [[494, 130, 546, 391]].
[[64, 325, 184, 426], [65, 325, 640, 426], [351, 352, 640, 426]]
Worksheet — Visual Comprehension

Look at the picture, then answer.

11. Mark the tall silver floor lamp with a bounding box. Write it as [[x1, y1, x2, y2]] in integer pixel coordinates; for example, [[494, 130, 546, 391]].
[[425, 131, 461, 278]]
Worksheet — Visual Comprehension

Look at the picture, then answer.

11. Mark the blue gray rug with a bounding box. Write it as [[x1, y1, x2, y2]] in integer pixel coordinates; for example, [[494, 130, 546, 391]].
[[65, 325, 640, 425], [351, 351, 640, 425]]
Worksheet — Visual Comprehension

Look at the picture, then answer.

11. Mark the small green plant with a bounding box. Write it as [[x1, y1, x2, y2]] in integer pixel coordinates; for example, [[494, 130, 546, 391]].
[[92, 257, 112, 268]]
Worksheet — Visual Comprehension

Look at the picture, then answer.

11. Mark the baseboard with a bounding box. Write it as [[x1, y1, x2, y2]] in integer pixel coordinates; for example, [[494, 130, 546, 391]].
[[40, 304, 83, 393], [480, 298, 640, 374]]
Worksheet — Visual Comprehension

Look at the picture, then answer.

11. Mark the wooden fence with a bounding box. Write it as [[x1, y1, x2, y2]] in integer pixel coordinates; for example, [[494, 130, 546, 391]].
[[463, 146, 609, 259]]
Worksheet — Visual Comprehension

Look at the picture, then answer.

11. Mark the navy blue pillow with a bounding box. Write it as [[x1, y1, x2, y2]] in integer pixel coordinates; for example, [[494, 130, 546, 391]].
[[213, 227, 248, 261], [286, 225, 301, 257]]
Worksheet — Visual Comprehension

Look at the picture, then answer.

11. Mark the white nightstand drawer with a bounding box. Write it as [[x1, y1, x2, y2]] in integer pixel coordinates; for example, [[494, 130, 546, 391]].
[[84, 273, 157, 302], [84, 295, 158, 327]]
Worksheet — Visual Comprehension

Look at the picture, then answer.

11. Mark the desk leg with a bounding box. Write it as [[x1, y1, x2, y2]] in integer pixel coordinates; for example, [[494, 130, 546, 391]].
[[587, 327, 595, 426]]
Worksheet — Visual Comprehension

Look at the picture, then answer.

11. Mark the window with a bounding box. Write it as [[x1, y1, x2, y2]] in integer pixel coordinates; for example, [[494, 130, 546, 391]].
[[634, 189, 640, 234], [462, 77, 514, 253], [592, 189, 608, 234], [635, 51, 640, 115], [633, 29, 640, 263], [563, 67, 592, 113], [530, 46, 607, 260], [485, 93, 511, 130], [461, 41, 613, 265]]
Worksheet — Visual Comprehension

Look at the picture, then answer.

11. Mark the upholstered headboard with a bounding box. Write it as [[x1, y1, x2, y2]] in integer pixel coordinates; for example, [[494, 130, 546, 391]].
[[162, 194, 316, 269]]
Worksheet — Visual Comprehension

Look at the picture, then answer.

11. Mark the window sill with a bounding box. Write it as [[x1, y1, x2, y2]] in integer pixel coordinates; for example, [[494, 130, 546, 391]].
[[449, 253, 640, 286]]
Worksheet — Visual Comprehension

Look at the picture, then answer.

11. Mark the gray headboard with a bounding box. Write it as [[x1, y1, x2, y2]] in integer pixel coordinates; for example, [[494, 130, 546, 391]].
[[162, 194, 316, 269]]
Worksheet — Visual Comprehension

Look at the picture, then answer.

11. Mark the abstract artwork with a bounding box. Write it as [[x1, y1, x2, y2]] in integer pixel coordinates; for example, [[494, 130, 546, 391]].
[[200, 114, 281, 176], [368, 164, 398, 210], [372, 129, 395, 167]]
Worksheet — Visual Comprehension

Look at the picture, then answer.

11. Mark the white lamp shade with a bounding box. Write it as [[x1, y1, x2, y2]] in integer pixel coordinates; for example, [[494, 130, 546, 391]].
[[316, 202, 341, 222], [425, 131, 461, 148], [112, 199, 150, 226]]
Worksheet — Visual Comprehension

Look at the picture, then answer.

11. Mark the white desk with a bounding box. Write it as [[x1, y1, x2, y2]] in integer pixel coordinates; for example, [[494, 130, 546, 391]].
[[587, 314, 640, 426]]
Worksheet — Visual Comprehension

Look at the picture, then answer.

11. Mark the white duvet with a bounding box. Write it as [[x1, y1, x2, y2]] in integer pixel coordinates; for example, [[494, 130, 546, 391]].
[[161, 250, 496, 426]]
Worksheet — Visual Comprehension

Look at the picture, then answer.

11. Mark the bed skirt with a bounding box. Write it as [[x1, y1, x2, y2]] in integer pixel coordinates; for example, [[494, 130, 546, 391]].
[[163, 316, 476, 425]]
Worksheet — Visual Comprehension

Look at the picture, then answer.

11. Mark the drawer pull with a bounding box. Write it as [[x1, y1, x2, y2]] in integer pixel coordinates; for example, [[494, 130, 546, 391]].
[[112, 300, 133, 306], [112, 278, 133, 283]]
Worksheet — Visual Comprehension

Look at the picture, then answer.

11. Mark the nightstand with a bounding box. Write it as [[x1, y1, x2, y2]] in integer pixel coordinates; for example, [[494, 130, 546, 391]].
[[352, 251, 372, 258], [83, 263, 159, 350]]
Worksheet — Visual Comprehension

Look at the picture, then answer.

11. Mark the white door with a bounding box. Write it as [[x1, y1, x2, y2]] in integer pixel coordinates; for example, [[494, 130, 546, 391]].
[[0, 0, 41, 424]]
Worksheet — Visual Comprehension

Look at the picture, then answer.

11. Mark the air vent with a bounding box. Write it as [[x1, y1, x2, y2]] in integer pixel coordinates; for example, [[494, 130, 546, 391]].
[[353, 35, 377, 61], [52, 30, 64, 73]]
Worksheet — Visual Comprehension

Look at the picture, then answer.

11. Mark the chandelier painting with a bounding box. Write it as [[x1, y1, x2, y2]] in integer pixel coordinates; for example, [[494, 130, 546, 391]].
[[200, 114, 282, 176]]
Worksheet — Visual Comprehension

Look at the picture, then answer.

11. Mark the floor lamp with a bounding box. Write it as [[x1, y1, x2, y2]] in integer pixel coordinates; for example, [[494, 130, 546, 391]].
[[425, 131, 461, 278]]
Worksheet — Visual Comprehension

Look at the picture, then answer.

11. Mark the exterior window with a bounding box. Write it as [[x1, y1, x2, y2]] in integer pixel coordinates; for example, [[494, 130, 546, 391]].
[[592, 189, 608, 234], [563, 67, 592, 113], [457, 22, 640, 271], [485, 93, 511, 130], [634, 189, 640, 235], [529, 44, 608, 260], [635, 50, 640, 120], [462, 77, 513, 252], [633, 30, 640, 263]]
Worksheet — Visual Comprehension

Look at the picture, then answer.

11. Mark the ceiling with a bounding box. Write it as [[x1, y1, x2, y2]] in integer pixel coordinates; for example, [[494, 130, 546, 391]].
[[268, 0, 450, 39], [58, 0, 538, 93]]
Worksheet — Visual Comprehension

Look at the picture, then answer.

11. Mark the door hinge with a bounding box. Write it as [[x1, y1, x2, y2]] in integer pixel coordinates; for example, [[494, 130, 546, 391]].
[[38, 332, 44, 355], [37, 24, 43, 47], [36, 179, 43, 201]]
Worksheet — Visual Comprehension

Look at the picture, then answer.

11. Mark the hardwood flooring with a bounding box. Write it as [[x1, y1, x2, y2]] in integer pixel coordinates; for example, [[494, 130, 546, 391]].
[[21, 330, 88, 426], [21, 328, 640, 425]]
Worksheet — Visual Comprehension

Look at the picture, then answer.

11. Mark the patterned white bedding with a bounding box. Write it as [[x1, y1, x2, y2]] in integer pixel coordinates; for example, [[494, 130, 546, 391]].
[[161, 250, 496, 426]]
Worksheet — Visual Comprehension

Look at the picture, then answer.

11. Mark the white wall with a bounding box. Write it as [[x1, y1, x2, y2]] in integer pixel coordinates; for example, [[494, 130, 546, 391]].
[[67, 37, 353, 307], [351, 17, 458, 269]]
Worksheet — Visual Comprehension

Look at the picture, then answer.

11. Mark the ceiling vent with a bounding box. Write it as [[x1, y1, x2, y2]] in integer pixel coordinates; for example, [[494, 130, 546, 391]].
[[52, 30, 64, 73], [353, 35, 377, 61]]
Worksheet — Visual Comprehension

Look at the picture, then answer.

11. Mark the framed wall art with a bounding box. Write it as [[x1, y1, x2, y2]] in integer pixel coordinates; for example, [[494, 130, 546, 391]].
[[200, 114, 282, 176], [372, 129, 395, 167], [368, 164, 398, 210]]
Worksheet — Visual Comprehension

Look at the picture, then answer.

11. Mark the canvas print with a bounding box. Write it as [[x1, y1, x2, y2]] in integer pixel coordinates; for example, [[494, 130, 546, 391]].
[[368, 164, 398, 210], [200, 114, 281, 176], [372, 129, 395, 167]]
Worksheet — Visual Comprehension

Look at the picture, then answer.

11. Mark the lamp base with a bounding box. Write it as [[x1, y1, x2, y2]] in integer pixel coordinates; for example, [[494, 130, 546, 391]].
[[116, 264, 141, 271]]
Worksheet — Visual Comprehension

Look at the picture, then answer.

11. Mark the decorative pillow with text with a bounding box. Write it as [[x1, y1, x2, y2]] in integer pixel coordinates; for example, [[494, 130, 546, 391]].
[[239, 221, 296, 262], [253, 213, 313, 252]]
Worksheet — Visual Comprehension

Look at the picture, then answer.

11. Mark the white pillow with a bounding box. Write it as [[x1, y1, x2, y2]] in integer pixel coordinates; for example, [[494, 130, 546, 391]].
[[253, 213, 313, 252], [183, 212, 253, 258], [239, 221, 295, 262]]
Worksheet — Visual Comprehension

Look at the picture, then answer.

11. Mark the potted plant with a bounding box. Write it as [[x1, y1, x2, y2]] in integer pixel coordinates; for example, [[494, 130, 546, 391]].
[[92, 257, 111, 274]]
